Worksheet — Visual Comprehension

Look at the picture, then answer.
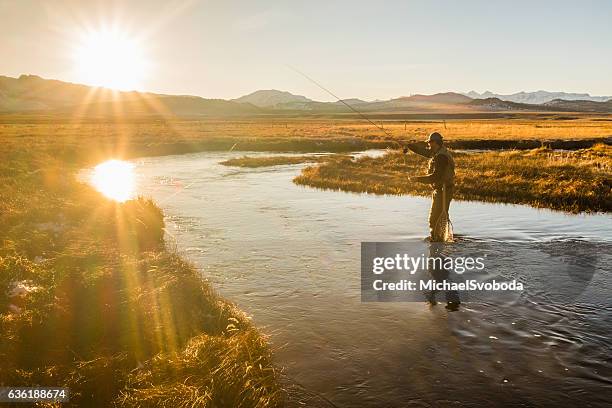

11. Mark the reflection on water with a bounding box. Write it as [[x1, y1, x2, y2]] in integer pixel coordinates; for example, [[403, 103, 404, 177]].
[[424, 242, 462, 310], [110, 151, 610, 407], [91, 159, 135, 202]]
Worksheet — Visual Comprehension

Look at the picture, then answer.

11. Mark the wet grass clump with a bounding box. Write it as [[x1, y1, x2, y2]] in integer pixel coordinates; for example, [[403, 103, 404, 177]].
[[294, 144, 612, 213]]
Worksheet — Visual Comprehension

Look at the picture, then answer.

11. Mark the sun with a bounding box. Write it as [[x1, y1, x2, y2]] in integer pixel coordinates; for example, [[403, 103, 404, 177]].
[[91, 160, 136, 202], [73, 27, 149, 91]]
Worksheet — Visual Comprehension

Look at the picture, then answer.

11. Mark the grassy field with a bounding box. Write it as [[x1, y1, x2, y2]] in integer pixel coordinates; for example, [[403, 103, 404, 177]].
[[0, 125, 282, 406], [0, 115, 610, 160], [0, 114, 611, 406], [294, 144, 611, 213], [2, 114, 612, 141]]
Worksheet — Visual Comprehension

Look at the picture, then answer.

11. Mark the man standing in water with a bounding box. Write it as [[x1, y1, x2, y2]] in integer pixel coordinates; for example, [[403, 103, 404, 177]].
[[404, 132, 455, 242]]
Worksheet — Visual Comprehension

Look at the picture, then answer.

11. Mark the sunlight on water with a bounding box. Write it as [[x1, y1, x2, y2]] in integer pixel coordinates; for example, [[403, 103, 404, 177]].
[[91, 159, 135, 202], [129, 151, 611, 407]]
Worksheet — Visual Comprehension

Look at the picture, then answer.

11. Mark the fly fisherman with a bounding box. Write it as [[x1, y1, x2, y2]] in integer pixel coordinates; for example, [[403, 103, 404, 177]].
[[403, 132, 455, 242]]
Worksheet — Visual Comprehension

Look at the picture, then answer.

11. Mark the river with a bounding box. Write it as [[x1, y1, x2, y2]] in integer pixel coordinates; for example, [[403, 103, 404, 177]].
[[96, 151, 612, 407]]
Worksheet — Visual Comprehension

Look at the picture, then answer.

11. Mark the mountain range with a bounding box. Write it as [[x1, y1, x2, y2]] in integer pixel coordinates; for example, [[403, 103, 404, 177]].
[[233, 89, 612, 113], [2, 74, 612, 116], [0, 75, 260, 116], [464, 90, 612, 105]]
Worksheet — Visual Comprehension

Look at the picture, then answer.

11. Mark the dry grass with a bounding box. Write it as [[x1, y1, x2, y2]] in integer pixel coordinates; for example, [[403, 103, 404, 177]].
[[3, 114, 612, 141], [0, 126, 281, 406], [0, 115, 610, 162], [294, 145, 612, 213], [0, 115, 611, 405]]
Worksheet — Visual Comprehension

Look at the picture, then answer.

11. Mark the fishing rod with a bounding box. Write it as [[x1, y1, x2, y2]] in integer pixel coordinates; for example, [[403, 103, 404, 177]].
[[287, 65, 404, 149], [165, 69, 408, 204]]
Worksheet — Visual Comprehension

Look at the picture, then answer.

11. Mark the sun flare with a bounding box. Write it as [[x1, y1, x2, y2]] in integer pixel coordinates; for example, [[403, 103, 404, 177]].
[[73, 28, 149, 90], [91, 160, 136, 202]]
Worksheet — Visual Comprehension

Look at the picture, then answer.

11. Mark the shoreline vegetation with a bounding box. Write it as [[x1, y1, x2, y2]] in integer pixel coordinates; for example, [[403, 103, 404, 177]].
[[1, 115, 611, 406], [1, 129, 283, 406], [293, 145, 611, 213]]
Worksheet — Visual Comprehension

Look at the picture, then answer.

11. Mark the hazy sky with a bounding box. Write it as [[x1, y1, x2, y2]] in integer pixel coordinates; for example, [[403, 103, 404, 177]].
[[1, 0, 611, 100]]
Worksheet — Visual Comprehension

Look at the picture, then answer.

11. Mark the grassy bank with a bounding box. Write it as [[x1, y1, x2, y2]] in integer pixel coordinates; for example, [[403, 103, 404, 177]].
[[1, 136, 281, 406], [1, 116, 611, 405], [0, 117, 610, 162], [294, 145, 611, 213]]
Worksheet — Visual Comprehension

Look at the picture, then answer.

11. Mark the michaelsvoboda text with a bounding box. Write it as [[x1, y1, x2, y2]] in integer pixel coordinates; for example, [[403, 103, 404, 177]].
[[372, 279, 524, 291]]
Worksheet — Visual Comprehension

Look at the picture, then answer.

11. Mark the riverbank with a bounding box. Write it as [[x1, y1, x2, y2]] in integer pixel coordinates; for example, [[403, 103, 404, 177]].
[[133, 150, 611, 407], [0, 136, 281, 406], [1, 117, 610, 405], [293, 145, 611, 213]]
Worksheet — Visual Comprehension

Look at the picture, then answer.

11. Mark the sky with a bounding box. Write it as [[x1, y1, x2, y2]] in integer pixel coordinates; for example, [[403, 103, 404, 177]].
[[1, 0, 611, 101]]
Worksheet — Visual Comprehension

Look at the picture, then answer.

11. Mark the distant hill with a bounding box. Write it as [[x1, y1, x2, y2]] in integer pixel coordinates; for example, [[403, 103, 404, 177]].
[[335, 98, 368, 105], [404, 92, 472, 104], [543, 98, 612, 113], [0, 75, 260, 116], [356, 93, 473, 113], [0, 74, 140, 111], [244, 92, 473, 112], [465, 90, 612, 104], [3, 74, 612, 116], [468, 97, 545, 111], [72, 95, 262, 116], [233, 89, 311, 108], [467, 97, 612, 113]]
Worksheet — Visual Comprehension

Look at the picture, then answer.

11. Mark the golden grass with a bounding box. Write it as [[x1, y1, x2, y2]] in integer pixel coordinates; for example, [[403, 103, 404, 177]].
[[0, 115, 610, 405], [1, 115, 611, 161], [294, 145, 612, 213], [2, 114, 612, 141], [0, 128, 281, 406]]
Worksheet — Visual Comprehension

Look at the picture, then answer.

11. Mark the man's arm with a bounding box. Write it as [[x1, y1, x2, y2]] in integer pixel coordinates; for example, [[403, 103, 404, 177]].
[[412, 154, 448, 184], [404, 141, 433, 158]]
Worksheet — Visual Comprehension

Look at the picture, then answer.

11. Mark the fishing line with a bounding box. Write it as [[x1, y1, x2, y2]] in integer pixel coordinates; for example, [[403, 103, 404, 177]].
[[287, 65, 404, 149], [288, 66, 456, 241], [159, 68, 408, 206]]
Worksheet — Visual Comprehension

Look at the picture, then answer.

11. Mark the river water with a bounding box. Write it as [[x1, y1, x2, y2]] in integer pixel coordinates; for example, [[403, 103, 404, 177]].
[[106, 151, 611, 406]]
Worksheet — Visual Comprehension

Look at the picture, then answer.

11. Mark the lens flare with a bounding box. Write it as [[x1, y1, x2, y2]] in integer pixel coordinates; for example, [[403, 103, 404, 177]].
[[73, 27, 149, 90], [91, 160, 135, 202]]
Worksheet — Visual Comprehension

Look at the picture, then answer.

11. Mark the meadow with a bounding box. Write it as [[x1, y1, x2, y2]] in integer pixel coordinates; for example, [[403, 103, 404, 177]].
[[294, 144, 611, 213], [0, 113, 610, 406], [1, 114, 611, 160], [0, 120, 283, 407]]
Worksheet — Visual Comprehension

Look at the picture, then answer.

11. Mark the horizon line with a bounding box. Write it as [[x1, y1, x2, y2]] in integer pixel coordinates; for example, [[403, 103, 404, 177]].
[[3, 72, 612, 103]]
